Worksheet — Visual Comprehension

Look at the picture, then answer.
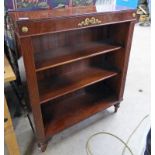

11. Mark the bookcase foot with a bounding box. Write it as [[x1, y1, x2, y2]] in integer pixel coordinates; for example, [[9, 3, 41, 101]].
[[114, 103, 120, 113], [38, 141, 48, 152]]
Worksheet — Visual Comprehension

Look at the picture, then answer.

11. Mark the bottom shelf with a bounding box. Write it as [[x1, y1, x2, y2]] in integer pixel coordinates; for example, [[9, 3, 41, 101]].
[[42, 83, 119, 138]]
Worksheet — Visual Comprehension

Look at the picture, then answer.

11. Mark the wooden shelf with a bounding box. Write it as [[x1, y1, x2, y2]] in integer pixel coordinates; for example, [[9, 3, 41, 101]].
[[35, 41, 121, 72], [38, 67, 118, 104], [42, 89, 118, 138]]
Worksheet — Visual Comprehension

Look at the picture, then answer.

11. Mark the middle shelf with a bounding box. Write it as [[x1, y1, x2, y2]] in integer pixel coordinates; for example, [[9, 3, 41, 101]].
[[38, 65, 118, 104]]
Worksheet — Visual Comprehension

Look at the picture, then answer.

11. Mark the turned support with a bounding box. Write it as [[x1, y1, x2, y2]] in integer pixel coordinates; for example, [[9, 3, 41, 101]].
[[114, 103, 120, 113], [38, 141, 48, 152]]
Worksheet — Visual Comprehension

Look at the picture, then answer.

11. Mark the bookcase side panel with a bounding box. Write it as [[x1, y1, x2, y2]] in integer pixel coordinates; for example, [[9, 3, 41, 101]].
[[19, 37, 46, 142]]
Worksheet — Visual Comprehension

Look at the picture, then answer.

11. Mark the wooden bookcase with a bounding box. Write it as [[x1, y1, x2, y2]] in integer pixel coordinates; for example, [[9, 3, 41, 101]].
[[8, 6, 136, 152]]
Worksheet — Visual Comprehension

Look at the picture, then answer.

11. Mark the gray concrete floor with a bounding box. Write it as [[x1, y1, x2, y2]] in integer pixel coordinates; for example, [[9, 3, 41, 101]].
[[5, 24, 150, 155]]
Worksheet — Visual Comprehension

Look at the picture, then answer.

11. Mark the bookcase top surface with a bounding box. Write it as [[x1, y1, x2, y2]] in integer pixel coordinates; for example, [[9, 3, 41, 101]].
[[9, 5, 135, 22]]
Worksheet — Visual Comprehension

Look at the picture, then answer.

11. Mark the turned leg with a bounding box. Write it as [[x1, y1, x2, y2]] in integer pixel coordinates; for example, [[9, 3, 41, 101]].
[[38, 141, 48, 152], [114, 103, 120, 113]]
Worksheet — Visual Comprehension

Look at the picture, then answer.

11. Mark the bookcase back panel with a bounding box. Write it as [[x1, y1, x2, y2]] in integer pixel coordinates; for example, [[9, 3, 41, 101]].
[[37, 59, 90, 80], [108, 22, 131, 47], [32, 26, 108, 53], [32, 22, 130, 54]]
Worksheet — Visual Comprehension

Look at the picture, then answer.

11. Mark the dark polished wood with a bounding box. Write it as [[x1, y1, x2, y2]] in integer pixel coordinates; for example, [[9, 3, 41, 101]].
[[8, 6, 136, 152]]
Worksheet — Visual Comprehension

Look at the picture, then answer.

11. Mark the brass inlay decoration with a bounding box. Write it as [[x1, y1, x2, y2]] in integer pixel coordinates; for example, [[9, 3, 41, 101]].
[[78, 17, 102, 27], [21, 26, 29, 33]]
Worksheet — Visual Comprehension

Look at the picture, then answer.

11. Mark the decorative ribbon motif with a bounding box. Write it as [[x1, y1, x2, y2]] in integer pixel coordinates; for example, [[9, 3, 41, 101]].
[[78, 17, 102, 27]]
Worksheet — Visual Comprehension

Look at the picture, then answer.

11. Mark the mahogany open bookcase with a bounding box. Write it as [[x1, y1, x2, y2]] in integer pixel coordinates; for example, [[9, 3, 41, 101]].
[[8, 6, 136, 152]]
